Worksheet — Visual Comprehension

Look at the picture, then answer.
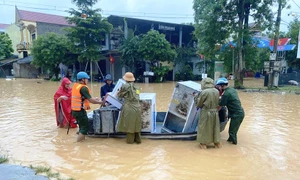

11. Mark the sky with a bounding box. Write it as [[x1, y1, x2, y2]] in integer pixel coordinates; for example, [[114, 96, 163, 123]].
[[0, 0, 300, 33]]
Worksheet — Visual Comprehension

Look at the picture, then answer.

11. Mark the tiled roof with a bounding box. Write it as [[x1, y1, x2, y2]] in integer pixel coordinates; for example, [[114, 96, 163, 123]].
[[18, 10, 70, 26], [0, 23, 9, 29]]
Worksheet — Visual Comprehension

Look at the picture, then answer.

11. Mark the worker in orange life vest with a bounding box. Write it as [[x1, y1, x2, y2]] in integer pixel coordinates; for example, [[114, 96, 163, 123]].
[[71, 71, 102, 142]]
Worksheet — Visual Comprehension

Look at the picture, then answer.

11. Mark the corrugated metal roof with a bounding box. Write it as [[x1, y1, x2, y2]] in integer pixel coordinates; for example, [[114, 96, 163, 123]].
[[0, 59, 18, 67], [18, 9, 70, 26], [17, 56, 33, 64]]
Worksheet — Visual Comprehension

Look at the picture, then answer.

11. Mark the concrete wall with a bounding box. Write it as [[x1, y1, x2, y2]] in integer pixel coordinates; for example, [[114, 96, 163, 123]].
[[5, 24, 21, 55], [36, 22, 68, 36], [13, 63, 39, 78]]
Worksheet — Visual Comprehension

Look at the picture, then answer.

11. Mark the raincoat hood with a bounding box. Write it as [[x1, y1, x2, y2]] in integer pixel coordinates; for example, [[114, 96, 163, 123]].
[[201, 78, 215, 90], [61, 77, 71, 92]]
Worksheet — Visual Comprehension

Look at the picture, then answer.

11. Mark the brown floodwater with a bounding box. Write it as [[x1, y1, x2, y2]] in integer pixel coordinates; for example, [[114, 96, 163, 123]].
[[1, 78, 300, 180]]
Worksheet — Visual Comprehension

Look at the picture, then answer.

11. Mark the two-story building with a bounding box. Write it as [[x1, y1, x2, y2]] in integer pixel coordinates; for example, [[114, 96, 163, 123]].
[[104, 15, 198, 81], [5, 7, 71, 78]]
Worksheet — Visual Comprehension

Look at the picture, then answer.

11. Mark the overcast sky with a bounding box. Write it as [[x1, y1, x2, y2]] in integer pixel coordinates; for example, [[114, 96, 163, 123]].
[[0, 0, 300, 33]]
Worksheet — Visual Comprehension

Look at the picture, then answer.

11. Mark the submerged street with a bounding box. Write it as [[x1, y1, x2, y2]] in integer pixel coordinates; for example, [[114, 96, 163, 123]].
[[1, 78, 300, 180]]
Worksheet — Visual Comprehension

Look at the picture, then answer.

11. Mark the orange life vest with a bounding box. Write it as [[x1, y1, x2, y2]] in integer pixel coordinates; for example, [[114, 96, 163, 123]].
[[71, 83, 91, 111]]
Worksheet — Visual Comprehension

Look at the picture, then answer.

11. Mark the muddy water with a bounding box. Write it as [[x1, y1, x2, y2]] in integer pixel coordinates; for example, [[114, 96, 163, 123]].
[[0, 78, 300, 180]]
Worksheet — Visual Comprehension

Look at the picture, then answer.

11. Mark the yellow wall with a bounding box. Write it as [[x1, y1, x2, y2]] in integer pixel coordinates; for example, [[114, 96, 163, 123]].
[[5, 24, 21, 55], [5, 20, 36, 58]]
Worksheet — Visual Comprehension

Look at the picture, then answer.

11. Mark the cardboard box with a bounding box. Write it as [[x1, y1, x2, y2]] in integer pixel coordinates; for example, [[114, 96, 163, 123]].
[[162, 81, 201, 133], [140, 93, 156, 133]]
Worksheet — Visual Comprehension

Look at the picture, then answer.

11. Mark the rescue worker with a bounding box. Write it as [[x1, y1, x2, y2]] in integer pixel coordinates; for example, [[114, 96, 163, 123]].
[[216, 77, 245, 145], [100, 74, 115, 99], [116, 72, 142, 144], [194, 78, 221, 149], [71, 71, 102, 142]]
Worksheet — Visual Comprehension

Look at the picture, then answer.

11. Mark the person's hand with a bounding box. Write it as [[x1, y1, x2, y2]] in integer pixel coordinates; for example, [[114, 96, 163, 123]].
[[61, 96, 68, 100], [94, 97, 101, 101]]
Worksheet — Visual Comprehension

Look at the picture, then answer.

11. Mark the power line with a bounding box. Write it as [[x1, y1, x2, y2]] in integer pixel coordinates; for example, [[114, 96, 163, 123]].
[[2, 0, 194, 17], [291, 0, 300, 9], [0, 3, 194, 20]]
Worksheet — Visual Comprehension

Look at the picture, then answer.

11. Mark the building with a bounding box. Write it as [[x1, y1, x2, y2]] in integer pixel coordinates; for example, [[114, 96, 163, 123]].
[[0, 23, 9, 33], [4, 7, 71, 78], [4, 8, 199, 80], [104, 15, 198, 81]]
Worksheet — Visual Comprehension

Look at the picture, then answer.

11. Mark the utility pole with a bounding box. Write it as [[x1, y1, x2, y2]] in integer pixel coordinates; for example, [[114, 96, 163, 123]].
[[269, 0, 282, 88]]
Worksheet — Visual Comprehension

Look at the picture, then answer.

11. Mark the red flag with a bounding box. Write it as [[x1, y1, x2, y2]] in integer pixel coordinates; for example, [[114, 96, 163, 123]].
[[199, 54, 205, 59], [109, 54, 114, 64], [269, 38, 290, 46]]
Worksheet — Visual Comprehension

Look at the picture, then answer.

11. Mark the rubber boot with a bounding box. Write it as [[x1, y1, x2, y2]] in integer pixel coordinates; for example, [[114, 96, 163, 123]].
[[77, 133, 85, 142]]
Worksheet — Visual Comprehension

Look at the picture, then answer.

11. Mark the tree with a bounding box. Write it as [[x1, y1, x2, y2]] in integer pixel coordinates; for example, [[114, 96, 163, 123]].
[[138, 30, 177, 81], [31, 32, 73, 79], [119, 19, 143, 73], [285, 19, 300, 69], [193, 0, 276, 88], [65, 0, 113, 63], [139, 30, 177, 64], [0, 33, 13, 59]]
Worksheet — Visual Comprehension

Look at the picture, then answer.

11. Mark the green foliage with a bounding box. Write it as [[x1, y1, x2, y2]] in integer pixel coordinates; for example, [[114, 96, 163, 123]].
[[285, 19, 300, 69], [0, 33, 13, 59], [0, 155, 9, 164], [193, 0, 277, 87], [175, 64, 194, 81], [31, 32, 73, 78], [65, 0, 113, 62], [174, 46, 196, 65], [151, 65, 170, 82], [138, 30, 177, 63], [119, 35, 142, 71]]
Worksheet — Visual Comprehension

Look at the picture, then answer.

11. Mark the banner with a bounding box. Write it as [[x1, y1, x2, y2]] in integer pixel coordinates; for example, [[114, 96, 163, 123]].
[[297, 29, 300, 59]]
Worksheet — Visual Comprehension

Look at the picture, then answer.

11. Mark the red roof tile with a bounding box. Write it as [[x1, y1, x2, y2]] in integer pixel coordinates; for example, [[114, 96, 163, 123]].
[[18, 10, 70, 26], [0, 23, 9, 29]]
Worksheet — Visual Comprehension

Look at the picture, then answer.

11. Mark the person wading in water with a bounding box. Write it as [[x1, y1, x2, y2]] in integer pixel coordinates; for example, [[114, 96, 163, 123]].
[[71, 71, 102, 142]]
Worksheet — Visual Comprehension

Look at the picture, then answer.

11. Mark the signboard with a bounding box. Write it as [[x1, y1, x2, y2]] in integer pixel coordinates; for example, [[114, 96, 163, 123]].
[[158, 24, 175, 31], [270, 53, 276, 61]]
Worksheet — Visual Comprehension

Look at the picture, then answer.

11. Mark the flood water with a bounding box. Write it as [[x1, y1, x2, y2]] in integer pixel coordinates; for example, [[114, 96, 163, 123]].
[[1, 78, 300, 180]]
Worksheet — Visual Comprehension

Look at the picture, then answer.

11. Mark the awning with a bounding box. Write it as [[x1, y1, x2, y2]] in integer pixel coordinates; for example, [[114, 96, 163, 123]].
[[0, 59, 18, 67]]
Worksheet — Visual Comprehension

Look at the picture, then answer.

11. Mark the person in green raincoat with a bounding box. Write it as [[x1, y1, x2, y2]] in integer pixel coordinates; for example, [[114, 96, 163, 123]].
[[216, 77, 244, 145], [194, 78, 221, 149], [117, 72, 142, 144]]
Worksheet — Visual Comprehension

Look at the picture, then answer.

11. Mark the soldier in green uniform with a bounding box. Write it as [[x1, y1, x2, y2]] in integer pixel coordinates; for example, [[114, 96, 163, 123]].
[[216, 78, 244, 145], [117, 72, 142, 144]]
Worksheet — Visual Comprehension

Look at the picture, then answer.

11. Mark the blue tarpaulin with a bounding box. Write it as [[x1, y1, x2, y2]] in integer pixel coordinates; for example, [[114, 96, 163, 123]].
[[223, 37, 296, 52]]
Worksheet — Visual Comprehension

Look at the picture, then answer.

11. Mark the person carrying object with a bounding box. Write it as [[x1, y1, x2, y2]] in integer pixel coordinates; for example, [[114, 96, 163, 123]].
[[194, 77, 221, 149], [116, 72, 142, 144], [71, 71, 102, 142], [216, 77, 245, 145]]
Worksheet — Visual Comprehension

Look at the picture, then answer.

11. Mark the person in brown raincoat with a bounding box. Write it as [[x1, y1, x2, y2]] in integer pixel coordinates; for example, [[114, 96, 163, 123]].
[[194, 78, 221, 149], [117, 72, 142, 144]]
